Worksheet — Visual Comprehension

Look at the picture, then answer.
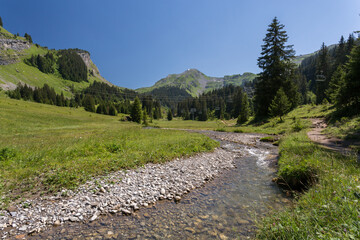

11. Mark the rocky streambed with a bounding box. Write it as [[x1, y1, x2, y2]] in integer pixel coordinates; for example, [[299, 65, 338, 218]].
[[1, 131, 287, 239]]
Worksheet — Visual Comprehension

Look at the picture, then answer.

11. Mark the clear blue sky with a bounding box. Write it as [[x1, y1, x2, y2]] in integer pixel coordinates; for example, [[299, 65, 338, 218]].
[[2, 0, 359, 89]]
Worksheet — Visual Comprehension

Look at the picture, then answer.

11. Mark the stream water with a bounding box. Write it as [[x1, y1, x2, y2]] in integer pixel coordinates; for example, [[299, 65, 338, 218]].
[[29, 133, 289, 240]]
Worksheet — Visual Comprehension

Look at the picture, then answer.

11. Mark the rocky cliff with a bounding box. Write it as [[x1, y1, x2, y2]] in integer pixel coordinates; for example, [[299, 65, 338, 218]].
[[0, 38, 31, 65]]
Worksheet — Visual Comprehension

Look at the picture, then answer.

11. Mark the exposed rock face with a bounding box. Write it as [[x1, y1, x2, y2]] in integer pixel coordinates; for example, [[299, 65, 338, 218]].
[[0, 38, 31, 65], [76, 50, 112, 85], [0, 39, 31, 51]]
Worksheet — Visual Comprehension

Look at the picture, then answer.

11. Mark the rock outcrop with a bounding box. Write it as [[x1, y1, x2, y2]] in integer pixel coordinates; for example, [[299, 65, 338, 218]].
[[0, 38, 31, 65]]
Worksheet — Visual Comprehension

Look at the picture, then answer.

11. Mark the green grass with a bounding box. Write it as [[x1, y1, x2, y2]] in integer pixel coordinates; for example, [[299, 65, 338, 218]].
[[153, 105, 331, 135], [0, 96, 218, 207], [325, 115, 360, 141], [0, 41, 110, 97], [257, 131, 359, 239], [152, 118, 225, 130]]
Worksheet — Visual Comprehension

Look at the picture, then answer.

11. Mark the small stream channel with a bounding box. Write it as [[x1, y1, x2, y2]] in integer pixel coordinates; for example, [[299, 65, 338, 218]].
[[30, 132, 289, 240]]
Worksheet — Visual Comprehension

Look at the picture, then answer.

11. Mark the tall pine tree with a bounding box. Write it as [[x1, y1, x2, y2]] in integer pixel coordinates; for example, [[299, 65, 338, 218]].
[[0, 16, 3, 27], [336, 45, 360, 115], [131, 97, 142, 123], [254, 17, 299, 118], [315, 43, 331, 104]]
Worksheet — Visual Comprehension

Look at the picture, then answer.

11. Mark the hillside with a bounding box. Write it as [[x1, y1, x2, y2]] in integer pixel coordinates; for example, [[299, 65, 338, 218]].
[[0, 26, 112, 97], [137, 69, 257, 97], [293, 44, 337, 65]]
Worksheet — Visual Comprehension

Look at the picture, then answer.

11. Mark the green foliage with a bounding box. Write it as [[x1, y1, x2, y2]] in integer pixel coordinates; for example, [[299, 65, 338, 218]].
[[82, 94, 95, 112], [25, 52, 56, 74], [142, 109, 149, 126], [316, 42, 331, 104], [292, 118, 306, 132], [325, 115, 360, 140], [7, 83, 68, 106], [336, 45, 360, 115], [0, 16, 3, 27], [236, 92, 250, 124], [167, 109, 173, 121], [0, 148, 16, 162], [131, 97, 142, 123], [255, 17, 299, 118], [268, 88, 291, 121], [257, 131, 359, 239], [24, 33, 32, 43], [58, 49, 87, 83]]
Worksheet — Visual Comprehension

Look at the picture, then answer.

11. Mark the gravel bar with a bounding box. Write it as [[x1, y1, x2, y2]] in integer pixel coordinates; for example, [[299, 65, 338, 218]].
[[0, 148, 237, 238]]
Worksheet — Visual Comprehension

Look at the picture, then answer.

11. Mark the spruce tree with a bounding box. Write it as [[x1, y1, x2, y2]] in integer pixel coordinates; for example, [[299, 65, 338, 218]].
[[0, 16, 3, 27], [142, 109, 149, 126], [83, 95, 96, 112], [315, 43, 331, 104], [254, 17, 299, 118], [335, 36, 347, 68], [131, 97, 142, 123], [237, 92, 250, 124], [167, 109, 173, 121], [109, 104, 117, 116], [268, 88, 291, 121], [336, 45, 360, 115]]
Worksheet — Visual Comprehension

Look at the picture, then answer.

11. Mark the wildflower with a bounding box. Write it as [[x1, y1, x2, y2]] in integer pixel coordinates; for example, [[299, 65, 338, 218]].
[[344, 228, 347, 232], [273, 223, 276, 226]]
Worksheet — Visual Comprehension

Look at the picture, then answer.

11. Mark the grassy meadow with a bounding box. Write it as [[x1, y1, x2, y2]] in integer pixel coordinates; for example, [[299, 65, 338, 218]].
[[0, 95, 218, 207], [257, 131, 359, 239]]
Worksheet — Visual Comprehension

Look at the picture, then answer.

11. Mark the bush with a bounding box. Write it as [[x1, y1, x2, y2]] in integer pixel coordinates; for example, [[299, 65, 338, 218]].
[[0, 148, 16, 161]]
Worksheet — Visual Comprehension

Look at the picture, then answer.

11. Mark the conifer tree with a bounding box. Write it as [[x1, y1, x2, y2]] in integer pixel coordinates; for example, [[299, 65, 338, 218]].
[[335, 36, 347, 68], [24, 33, 33, 43], [254, 17, 299, 118], [0, 16, 3, 27], [131, 97, 142, 123], [142, 109, 149, 126], [167, 109, 173, 121], [83, 94, 96, 112], [109, 104, 117, 116], [316, 43, 331, 104], [268, 88, 291, 121], [237, 92, 250, 124], [336, 45, 360, 115]]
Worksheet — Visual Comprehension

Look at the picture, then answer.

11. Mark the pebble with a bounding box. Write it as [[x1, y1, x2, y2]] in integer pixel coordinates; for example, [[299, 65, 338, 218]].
[[53, 220, 61, 226], [0, 147, 236, 238]]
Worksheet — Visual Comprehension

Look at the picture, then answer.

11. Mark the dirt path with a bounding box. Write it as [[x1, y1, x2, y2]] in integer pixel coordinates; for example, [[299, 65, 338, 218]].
[[307, 118, 356, 156]]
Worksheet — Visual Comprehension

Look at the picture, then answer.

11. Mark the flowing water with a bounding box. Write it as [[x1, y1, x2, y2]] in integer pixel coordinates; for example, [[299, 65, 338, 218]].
[[30, 133, 289, 240]]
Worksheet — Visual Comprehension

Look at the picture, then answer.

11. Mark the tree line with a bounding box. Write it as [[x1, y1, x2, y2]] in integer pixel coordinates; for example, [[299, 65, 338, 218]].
[[176, 85, 249, 123], [25, 49, 88, 83]]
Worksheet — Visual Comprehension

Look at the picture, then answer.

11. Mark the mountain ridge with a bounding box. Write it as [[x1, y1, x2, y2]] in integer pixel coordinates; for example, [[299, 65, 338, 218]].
[[137, 69, 257, 97]]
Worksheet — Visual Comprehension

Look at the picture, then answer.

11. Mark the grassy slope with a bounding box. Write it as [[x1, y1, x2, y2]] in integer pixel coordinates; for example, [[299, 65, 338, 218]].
[[0, 95, 218, 207], [0, 46, 103, 97], [257, 131, 359, 239], [255, 106, 360, 239], [0, 26, 111, 97], [137, 71, 203, 97]]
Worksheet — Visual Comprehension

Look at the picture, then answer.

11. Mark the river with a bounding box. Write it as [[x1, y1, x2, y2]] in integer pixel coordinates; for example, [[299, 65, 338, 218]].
[[29, 132, 289, 240]]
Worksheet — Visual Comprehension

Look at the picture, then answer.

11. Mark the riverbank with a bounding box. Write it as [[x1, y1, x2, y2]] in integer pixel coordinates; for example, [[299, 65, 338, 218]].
[[29, 132, 285, 240], [1, 146, 236, 239], [257, 128, 359, 239]]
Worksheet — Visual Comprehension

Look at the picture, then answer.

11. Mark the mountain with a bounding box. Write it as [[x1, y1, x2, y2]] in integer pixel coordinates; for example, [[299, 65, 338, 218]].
[[0, 26, 112, 98], [293, 44, 337, 65], [137, 69, 257, 97]]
